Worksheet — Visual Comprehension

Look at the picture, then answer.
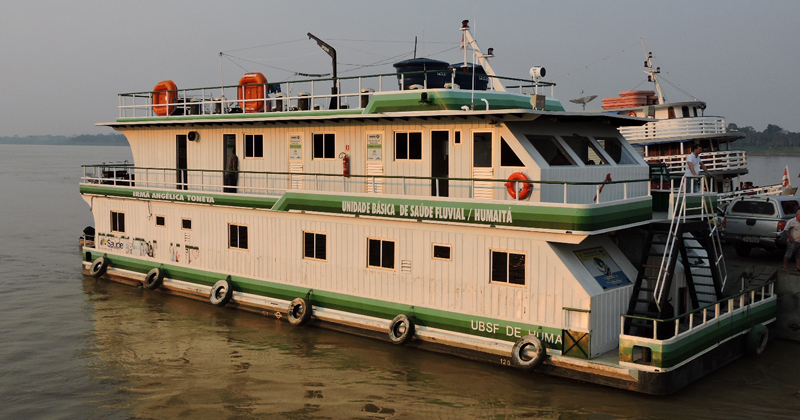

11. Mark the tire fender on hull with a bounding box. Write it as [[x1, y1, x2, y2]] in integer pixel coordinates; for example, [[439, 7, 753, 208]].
[[89, 257, 109, 278], [287, 297, 312, 326], [388, 314, 415, 345], [209, 276, 234, 307], [511, 335, 546, 371], [144, 267, 164, 290]]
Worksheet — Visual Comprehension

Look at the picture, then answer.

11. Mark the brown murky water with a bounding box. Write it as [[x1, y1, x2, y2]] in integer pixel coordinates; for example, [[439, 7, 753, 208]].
[[1, 145, 799, 419]]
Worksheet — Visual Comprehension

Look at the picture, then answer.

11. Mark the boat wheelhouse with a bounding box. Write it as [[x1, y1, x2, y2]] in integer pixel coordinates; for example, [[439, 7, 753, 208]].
[[80, 22, 776, 394]]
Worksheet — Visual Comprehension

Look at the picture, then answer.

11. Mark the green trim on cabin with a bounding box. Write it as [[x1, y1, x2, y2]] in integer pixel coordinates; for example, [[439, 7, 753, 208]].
[[364, 90, 565, 114], [273, 192, 652, 231], [80, 184, 652, 231], [85, 250, 565, 350], [618, 301, 776, 369]]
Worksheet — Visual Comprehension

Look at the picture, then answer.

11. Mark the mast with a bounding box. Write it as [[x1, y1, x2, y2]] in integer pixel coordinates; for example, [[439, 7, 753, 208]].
[[460, 20, 504, 92], [641, 39, 664, 104]]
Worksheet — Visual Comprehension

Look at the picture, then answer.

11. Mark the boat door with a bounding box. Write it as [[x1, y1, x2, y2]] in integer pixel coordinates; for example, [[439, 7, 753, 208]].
[[288, 133, 304, 189], [176, 134, 188, 190], [472, 132, 493, 198], [365, 132, 384, 193], [223, 134, 237, 193], [431, 130, 449, 197]]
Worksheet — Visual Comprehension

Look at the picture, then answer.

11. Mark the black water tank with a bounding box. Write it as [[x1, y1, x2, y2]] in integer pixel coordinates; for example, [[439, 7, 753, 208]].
[[449, 63, 489, 90], [393, 58, 449, 90]]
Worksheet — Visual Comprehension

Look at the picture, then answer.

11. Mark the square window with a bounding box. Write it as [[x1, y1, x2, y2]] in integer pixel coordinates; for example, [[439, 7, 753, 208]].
[[433, 244, 451, 260], [155, 216, 165, 226], [182, 219, 192, 230], [229, 224, 248, 249], [490, 250, 526, 285], [245, 134, 264, 158], [368, 238, 395, 269], [111, 211, 125, 233], [303, 231, 327, 261], [313, 133, 335, 159], [395, 132, 422, 160]]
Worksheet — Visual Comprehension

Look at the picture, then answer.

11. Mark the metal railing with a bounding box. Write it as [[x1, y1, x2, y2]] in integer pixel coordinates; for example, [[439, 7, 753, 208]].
[[619, 116, 729, 142], [621, 279, 775, 341], [117, 70, 557, 119], [81, 164, 649, 206], [643, 150, 747, 177]]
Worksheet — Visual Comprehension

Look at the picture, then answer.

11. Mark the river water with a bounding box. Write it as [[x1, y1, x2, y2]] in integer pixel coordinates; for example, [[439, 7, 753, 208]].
[[1, 144, 799, 419]]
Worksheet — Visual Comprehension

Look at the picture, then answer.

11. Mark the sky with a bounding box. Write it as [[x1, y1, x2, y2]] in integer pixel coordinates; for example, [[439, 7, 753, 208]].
[[1, 0, 798, 136]]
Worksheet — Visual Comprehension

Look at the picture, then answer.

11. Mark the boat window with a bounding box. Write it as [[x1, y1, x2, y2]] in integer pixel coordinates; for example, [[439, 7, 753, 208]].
[[245, 135, 264, 158], [524, 135, 575, 166], [181, 219, 192, 230], [473, 132, 493, 167], [490, 250, 526, 285], [563, 135, 609, 166], [500, 137, 524, 167], [313, 133, 336, 159], [111, 211, 125, 233], [368, 238, 395, 269], [693, 107, 698, 117], [681, 106, 690, 118], [433, 244, 452, 261], [303, 231, 327, 261], [229, 224, 249, 249], [155, 216, 165, 227], [454, 131, 462, 144], [595, 137, 637, 165], [668, 107, 676, 119], [395, 132, 422, 160]]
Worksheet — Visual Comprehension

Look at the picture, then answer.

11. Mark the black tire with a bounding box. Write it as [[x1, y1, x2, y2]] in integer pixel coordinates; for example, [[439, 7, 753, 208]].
[[287, 297, 312, 326], [143, 268, 164, 290], [746, 324, 769, 355], [734, 245, 752, 258], [511, 335, 546, 371], [388, 314, 415, 345], [89, 257, 109, 278], [209, 277, 233, 307]]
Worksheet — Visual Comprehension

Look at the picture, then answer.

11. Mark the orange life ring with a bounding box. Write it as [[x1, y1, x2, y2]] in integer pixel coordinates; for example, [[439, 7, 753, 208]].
[[238, 72, 268, 113], [152, 80, 178, 116], [627, 111, 637, 117], [505, 172, 532, 200]]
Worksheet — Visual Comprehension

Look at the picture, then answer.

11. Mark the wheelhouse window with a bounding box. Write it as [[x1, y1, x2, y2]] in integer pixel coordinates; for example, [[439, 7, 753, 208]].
[[110, 211, 125, 233], [433, 244, 452, 261], [368, 238, 395, 269], [525, 135, 575, 166], [395, 132, 422, 160], [500, 137, 524, 167], [563, 135, 609, 166], [229, 224, 249, 249], [303, 231, 327, 261], [595, 137, 637, 165], [681, 106, 690, 118], [491, 250, 526, 285], [313, 133, 335, 159], [245, 134, 264, 158]]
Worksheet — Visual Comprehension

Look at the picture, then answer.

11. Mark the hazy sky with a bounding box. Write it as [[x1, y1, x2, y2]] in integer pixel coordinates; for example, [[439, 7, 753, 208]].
[[2, 0, 797, 136]]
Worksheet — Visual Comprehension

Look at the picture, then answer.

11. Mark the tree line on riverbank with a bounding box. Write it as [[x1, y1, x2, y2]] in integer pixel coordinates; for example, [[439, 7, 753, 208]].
[[0, 133, 127, 146], [730, 124, 800, 155]]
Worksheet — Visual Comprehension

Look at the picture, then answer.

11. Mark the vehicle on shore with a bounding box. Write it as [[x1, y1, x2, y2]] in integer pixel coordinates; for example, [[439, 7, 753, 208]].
[[79, 22, 775, 395], [723, 195, 800, 256]]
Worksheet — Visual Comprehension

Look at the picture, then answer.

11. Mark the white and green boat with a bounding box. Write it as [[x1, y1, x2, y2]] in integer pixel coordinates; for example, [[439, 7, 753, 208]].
[[80, 21, 775, 394]]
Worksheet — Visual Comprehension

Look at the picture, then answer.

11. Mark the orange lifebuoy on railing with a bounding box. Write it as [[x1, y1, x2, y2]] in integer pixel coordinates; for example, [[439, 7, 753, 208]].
[[238, 72, 268, 113], [505, 172, 532, 200], [627, 111, 637, 117], [152, 80, 178, 116]]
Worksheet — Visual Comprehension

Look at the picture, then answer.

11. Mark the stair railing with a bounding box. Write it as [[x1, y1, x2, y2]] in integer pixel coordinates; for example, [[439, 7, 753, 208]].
[[699, 177, 728, 290], [652, 177, 690, 311]]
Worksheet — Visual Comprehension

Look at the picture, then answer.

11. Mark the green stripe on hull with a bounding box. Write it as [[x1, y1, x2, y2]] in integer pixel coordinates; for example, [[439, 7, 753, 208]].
[[619, 302, 777, 369], [86, 251, 565, 350], [80, 185, 278, 209]]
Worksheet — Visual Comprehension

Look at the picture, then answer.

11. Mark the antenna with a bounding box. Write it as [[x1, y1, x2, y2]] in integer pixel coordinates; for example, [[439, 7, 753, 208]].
[[569, 90, 597, 110]]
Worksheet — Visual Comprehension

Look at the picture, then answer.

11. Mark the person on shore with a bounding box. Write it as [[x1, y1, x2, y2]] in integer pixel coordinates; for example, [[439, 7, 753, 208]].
[[684, 144, 708, 193], [782, 210, 800, 271]]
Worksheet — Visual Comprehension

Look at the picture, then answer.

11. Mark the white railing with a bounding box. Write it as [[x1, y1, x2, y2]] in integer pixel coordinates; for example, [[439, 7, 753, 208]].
[[117, 71, 557, 119], [619, 116, 729, 143], [643, 149, 748, 177], [622, 280, 775, 341], [81, 164, 649, 206]]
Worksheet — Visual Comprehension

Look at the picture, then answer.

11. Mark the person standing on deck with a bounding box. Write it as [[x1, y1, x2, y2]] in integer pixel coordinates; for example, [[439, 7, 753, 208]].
[[782, 210, 800, 271], [224, 149, 239, 193], [684, 144, 708, 192]]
